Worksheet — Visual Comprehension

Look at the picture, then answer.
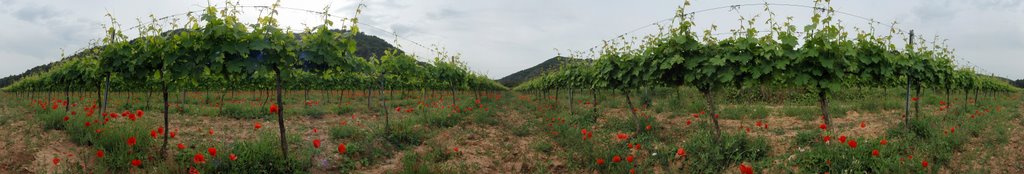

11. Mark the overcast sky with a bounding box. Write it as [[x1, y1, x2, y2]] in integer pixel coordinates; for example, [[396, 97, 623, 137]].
[[1, 0, 1021, 80]]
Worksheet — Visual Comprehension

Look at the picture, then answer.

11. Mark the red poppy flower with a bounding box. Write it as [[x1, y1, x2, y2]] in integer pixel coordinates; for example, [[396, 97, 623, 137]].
[[313, 139, 321, 148], [871, 149, 879, 156], [692, 113, 699, 118], [756, 121, 762, 127], [52, 157, 59, 165], [131, 159, 141, 167], [178, 143, 186, 150], [229, 153, 238, 161], [819, 123, 827, 130], [848, 139, 857, 148], [209, 129, 214, 135], [170, 131, 177, 138], [823, 135, 831, 143], [839, 135, 847, 143], [921, 160, 928, 167], [880, 139, 888, 145], [677, 148, 686, 157], [453, 147, 459, 152], [193, 153, 206, 164], [269, 104, 279, 113], [739, 163, 753, 174], [85, 122, 91, 127], [950, 127, 955, 133], [63, 116, 69, 121], [189, 167, 199, 174], [626, 155, 635, 163], [338, 143, 347, 154], [612, 155, 622, 163], [860, 121, 866, 128], [127, 137, 137, 147], [395, 106, 401, 112], [686, 120, 692, 125], [96, 150, 104, 158], [208, 147, 217, 156], [71, 111, 76, 115], [645, 125, 652, 130], [616, 133, 628, 140], [596, 159, 605, 165], [254, 122, 262, 129], [912, 97, 919, 102], [136, 110, 144, 117], [150, 130, 158, 138]]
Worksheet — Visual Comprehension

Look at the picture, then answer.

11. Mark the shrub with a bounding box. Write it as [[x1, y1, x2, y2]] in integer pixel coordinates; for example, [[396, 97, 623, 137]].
[[334, 105, 355, 115], [221, 104, 260, 119], [301, 106, 326, 119], [682, 130, 770, 173], [91, 119, 158, 172], [398, 144, 459, 174], [329, 125, 364, 140], [37, 110, 66, 130], [205, 131, 313, 173]]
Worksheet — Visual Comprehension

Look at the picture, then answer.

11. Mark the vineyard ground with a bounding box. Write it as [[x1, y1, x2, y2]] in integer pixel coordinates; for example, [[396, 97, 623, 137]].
[[0, 88, 1021, 173]]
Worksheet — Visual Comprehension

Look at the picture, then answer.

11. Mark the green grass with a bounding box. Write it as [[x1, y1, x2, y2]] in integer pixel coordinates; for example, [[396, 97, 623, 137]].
[[682, 127, 770, 173], [202, 131, 314, 173], [719, 105, 770, 120], [329, 125, 364, 140], [781, 106, 820, 121]]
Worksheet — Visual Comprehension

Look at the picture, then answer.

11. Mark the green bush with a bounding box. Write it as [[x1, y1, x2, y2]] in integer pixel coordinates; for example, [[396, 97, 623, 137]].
[[604, 113, 658, 134], [398, 144, 459, 174], [682, 130, 770, 173], [301, 106, 327, 119], [529, 140, 554, 153], [221, 104, 260, 119], [781, 106, 820, 121], [793, 137, 908, 173], [37, 110, 67, 130], [468, 107, 498, 126], [334, 105, 355, 115], [384, 120, 430, 148], [793, 130, 821, 147], [329, 125, 364, 140], [205, 132, 313, 173], [719, 105, 770, 120], [511, 122, 532, 137], [417, 110, 461, 128], [91, 119, 158, 172]]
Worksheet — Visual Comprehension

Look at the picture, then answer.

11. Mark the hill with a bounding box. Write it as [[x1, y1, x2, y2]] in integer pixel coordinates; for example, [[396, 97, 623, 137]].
[[0, 30, 401, 88], [497, 56, 588, 88]]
